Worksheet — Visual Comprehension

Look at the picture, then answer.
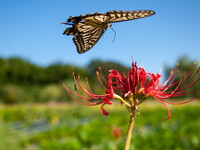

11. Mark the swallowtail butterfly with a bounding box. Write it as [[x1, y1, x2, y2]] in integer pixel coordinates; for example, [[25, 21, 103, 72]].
[[62, 10, 155, 53]]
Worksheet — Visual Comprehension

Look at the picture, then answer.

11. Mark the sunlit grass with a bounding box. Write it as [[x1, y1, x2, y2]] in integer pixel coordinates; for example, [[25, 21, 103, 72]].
[[0, 99, 200, 150]]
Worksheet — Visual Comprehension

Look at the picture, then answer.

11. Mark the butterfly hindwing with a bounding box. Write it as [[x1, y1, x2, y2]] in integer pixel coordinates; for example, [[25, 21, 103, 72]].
[[73, 22, 106, 53]]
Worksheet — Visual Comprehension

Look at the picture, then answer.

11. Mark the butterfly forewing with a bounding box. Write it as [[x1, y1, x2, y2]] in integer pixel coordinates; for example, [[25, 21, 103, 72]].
[[108, 10, 155, 23], [82, 13, 109, 23]]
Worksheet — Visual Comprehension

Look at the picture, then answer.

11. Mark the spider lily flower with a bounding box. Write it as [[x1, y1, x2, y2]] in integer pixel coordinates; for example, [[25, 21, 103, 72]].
[[63, 62, 200, 119], [140, 64, 200, 120], [109, 62, 200, 120], [111, 126, 122, 140], [62, 72, 118, 115]]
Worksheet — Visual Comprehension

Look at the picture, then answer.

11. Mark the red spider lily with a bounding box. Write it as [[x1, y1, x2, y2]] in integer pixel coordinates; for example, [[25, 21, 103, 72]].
[[63, 62, 200, 119], [140, 64, 200, 120], [111, 126, 122, 140], [62, 72, 116, 115], [107, 62, 200, 120]]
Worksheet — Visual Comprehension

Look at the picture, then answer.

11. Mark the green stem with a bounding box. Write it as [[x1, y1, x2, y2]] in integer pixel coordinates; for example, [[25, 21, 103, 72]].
[[113, 140, 117, 150], [114, 94, 131, 107], [124, 116, 135, 150], [124, 97, 137, 150]]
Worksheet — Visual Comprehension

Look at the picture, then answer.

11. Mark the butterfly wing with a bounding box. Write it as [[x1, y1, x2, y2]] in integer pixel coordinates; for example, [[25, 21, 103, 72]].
[[107, 10, 155, 23], [68, 13, 108, 23], [73, 22, 106, 53], [67, 10, 155, 24]]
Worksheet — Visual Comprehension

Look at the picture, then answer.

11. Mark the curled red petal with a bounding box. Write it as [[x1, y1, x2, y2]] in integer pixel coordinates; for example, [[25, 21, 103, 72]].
[[100, 104, 109, 116]]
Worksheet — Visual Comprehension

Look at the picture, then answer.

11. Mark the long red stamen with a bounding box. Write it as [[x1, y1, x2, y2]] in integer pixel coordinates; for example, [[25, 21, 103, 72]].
[[96, 71, 107, 90], [85, 77, 95, 94]]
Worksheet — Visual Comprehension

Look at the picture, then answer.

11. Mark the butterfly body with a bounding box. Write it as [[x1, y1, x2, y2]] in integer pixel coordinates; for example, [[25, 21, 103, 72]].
[[62, 10, 155, 53]]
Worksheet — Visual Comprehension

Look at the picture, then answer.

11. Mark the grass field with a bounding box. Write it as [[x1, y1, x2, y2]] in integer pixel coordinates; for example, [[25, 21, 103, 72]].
[[0, 100, 200, 150]]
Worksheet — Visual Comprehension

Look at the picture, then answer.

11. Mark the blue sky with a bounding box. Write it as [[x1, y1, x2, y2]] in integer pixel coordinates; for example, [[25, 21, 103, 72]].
[[0, 0, 200, 75]]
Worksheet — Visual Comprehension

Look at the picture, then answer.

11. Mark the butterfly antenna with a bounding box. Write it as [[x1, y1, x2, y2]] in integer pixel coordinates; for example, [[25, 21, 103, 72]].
[[60, 22, 73, 25], [110, 27, 116, 43]]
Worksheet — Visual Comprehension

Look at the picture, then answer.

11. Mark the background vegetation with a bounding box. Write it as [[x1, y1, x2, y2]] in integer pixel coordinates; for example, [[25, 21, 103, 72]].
[[0, 56, 199, 150], [0, 56, 199, 104], [0, 103, 200, 150]]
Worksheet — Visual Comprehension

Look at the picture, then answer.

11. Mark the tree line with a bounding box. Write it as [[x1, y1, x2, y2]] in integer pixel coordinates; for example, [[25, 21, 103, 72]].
[[0, 56, 199, 104]]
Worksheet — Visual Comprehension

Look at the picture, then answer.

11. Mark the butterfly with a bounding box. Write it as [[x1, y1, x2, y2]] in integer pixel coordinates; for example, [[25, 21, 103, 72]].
[[62, 10, 155, 53]]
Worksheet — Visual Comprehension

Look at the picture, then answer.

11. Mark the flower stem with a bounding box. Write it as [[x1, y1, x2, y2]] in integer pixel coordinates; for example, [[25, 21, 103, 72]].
[[124, 111, 135, 150], [113, 140, 117, 150]]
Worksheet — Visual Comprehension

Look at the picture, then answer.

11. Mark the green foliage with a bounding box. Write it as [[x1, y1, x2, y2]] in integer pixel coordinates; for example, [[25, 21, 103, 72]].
[[0, 84, 66, 103], [0, 57, 128, 104], [0, 103, 200, 150], [87, 59, 128, 77], [0, 57, 88, 86], [0, 57, 45, 85]]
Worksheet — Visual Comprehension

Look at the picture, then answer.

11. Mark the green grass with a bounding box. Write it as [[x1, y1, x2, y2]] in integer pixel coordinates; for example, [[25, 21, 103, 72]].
[[0, 101, 200, 150]]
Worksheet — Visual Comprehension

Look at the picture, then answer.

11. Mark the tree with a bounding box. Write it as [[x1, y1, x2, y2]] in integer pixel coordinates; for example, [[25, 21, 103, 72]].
[[87, 59, 128, 77]]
